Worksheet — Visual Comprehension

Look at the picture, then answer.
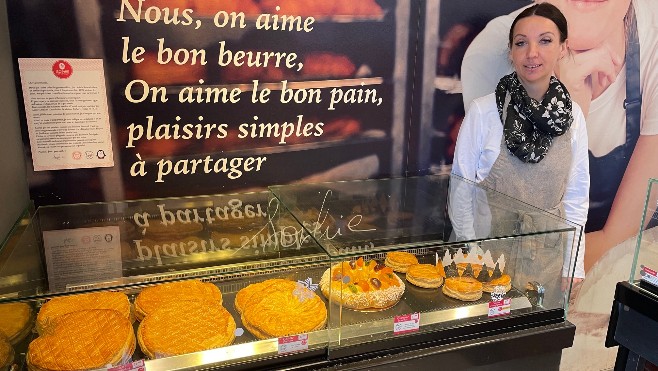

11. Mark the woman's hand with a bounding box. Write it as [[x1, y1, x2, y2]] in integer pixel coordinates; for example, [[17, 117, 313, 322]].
[[556, 44, 623, 116]]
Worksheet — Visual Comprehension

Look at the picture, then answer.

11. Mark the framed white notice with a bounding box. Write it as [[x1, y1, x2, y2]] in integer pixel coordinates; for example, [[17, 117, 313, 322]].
[[42, 226, 122, 292], [18, 58, 114, 171]]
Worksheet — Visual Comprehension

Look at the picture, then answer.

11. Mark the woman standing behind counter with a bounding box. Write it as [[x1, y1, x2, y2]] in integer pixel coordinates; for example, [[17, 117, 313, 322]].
[[450, 3, 589, 287], [462, 0, 658, 272]]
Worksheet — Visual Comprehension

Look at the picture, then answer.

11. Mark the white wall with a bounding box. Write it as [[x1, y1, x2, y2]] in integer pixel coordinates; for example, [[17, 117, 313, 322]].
[[0, 1, 29, 243]]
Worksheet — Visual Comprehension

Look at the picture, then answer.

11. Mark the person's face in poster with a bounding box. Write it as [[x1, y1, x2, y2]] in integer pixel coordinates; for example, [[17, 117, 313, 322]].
[[546, 0, 631, 51]]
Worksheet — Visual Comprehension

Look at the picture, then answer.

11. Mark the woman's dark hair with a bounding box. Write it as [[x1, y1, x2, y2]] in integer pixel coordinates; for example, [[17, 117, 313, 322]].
[[508, 3, 568, 46]]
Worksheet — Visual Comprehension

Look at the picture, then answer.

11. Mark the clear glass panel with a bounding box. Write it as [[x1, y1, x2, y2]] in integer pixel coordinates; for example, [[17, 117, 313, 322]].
[[270, 175, 577, 254], [270, 175, 580, 355], [0, 192, 326, 301], [630, 178, 658, 298]]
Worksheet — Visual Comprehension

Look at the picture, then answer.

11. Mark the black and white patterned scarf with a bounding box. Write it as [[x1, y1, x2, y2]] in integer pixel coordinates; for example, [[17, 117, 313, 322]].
[[495, 72, 573, 163]]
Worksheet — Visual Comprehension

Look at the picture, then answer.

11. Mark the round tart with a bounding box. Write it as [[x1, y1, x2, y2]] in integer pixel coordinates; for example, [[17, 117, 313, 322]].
[[0, 335, 13, 371], [482, 274, 512, 293], [36, 292, 130, 334], [320, 257, 405, 310], [384, 252, 419, 273], [239, 279, 327, 339], [442, 277, 483, 301], [234, 279, 289, 314], [27, 309, 135, 371], [0, 302, 33, 344], [138, 301, 236, 358], [406, 264, 444, 288], [135, 279, 222, 321]]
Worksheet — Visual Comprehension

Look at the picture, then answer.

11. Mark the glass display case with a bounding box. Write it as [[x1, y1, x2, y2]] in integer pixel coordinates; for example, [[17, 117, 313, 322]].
[[630, 178, 658, 293], [270, 174, 582, 359], [0, 175, 582, 370], [0, 192, 331, 370]]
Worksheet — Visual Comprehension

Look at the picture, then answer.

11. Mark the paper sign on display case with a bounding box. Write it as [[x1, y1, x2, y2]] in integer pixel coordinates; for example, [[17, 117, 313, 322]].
[[18, 58, 114, 171], [42, 226, 122, 292]]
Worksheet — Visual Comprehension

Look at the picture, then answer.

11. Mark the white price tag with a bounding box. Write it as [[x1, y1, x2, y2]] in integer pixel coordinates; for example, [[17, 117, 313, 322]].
[[278, 334, 309, 354], [488, 298, 511, 318], [107, 360, 144, 371], [640, 265, 658, 287], [393, 313, 420, 335]]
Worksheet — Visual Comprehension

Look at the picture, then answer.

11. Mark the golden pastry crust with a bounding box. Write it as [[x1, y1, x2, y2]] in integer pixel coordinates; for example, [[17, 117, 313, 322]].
[[406, 264, 444, 288], [482, 274, 512, 293], [435, 262, 446, 278], [138, 301, 236, 358], [442, 277, 483, 301], [241, 280, 326, 339], [36, 292, 130, 335], [384, 252, 419, 273], [234, 279, 290, 314], [0, 302, 33, 344], [320, 258, 405, 310], [0, 335, 13, 370], [135, 280, 222, 321], [27, 309, 135, 371]]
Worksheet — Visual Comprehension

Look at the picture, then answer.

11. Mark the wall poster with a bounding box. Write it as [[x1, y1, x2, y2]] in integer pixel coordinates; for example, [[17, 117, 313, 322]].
[[8, 0, 407, 204]]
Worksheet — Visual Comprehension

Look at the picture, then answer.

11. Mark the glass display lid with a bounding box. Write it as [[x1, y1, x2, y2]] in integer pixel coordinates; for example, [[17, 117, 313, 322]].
[[630, 178, 658, 296], [270, 174, 583, 358], [0, 191, 327, 298]]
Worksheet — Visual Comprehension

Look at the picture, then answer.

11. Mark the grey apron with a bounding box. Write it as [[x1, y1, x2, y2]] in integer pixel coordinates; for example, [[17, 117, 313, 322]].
[[481, 125, 573, 307]]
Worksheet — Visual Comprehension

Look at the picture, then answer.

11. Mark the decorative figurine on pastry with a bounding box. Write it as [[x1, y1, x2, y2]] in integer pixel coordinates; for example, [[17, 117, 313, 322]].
[[320, 257, 405, 310]]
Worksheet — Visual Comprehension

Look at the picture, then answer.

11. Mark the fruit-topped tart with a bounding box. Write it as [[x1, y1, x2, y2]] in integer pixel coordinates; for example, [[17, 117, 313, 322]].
[[320, 257, 405, 310]]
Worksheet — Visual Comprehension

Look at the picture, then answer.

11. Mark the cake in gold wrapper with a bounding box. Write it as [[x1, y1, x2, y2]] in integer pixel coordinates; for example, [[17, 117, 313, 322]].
[[27, 309, 135, 371], [138, 301, 236, 358], [0, 335, 13, 371], [0, 302, 33, 344], [36, 292, 130, 334], [134, 279, 222, 320], [238, 279, 327, 339]]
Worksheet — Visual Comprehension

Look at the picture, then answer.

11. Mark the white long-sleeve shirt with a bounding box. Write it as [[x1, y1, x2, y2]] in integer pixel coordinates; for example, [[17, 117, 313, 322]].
[[451, 93, 589, 278]]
